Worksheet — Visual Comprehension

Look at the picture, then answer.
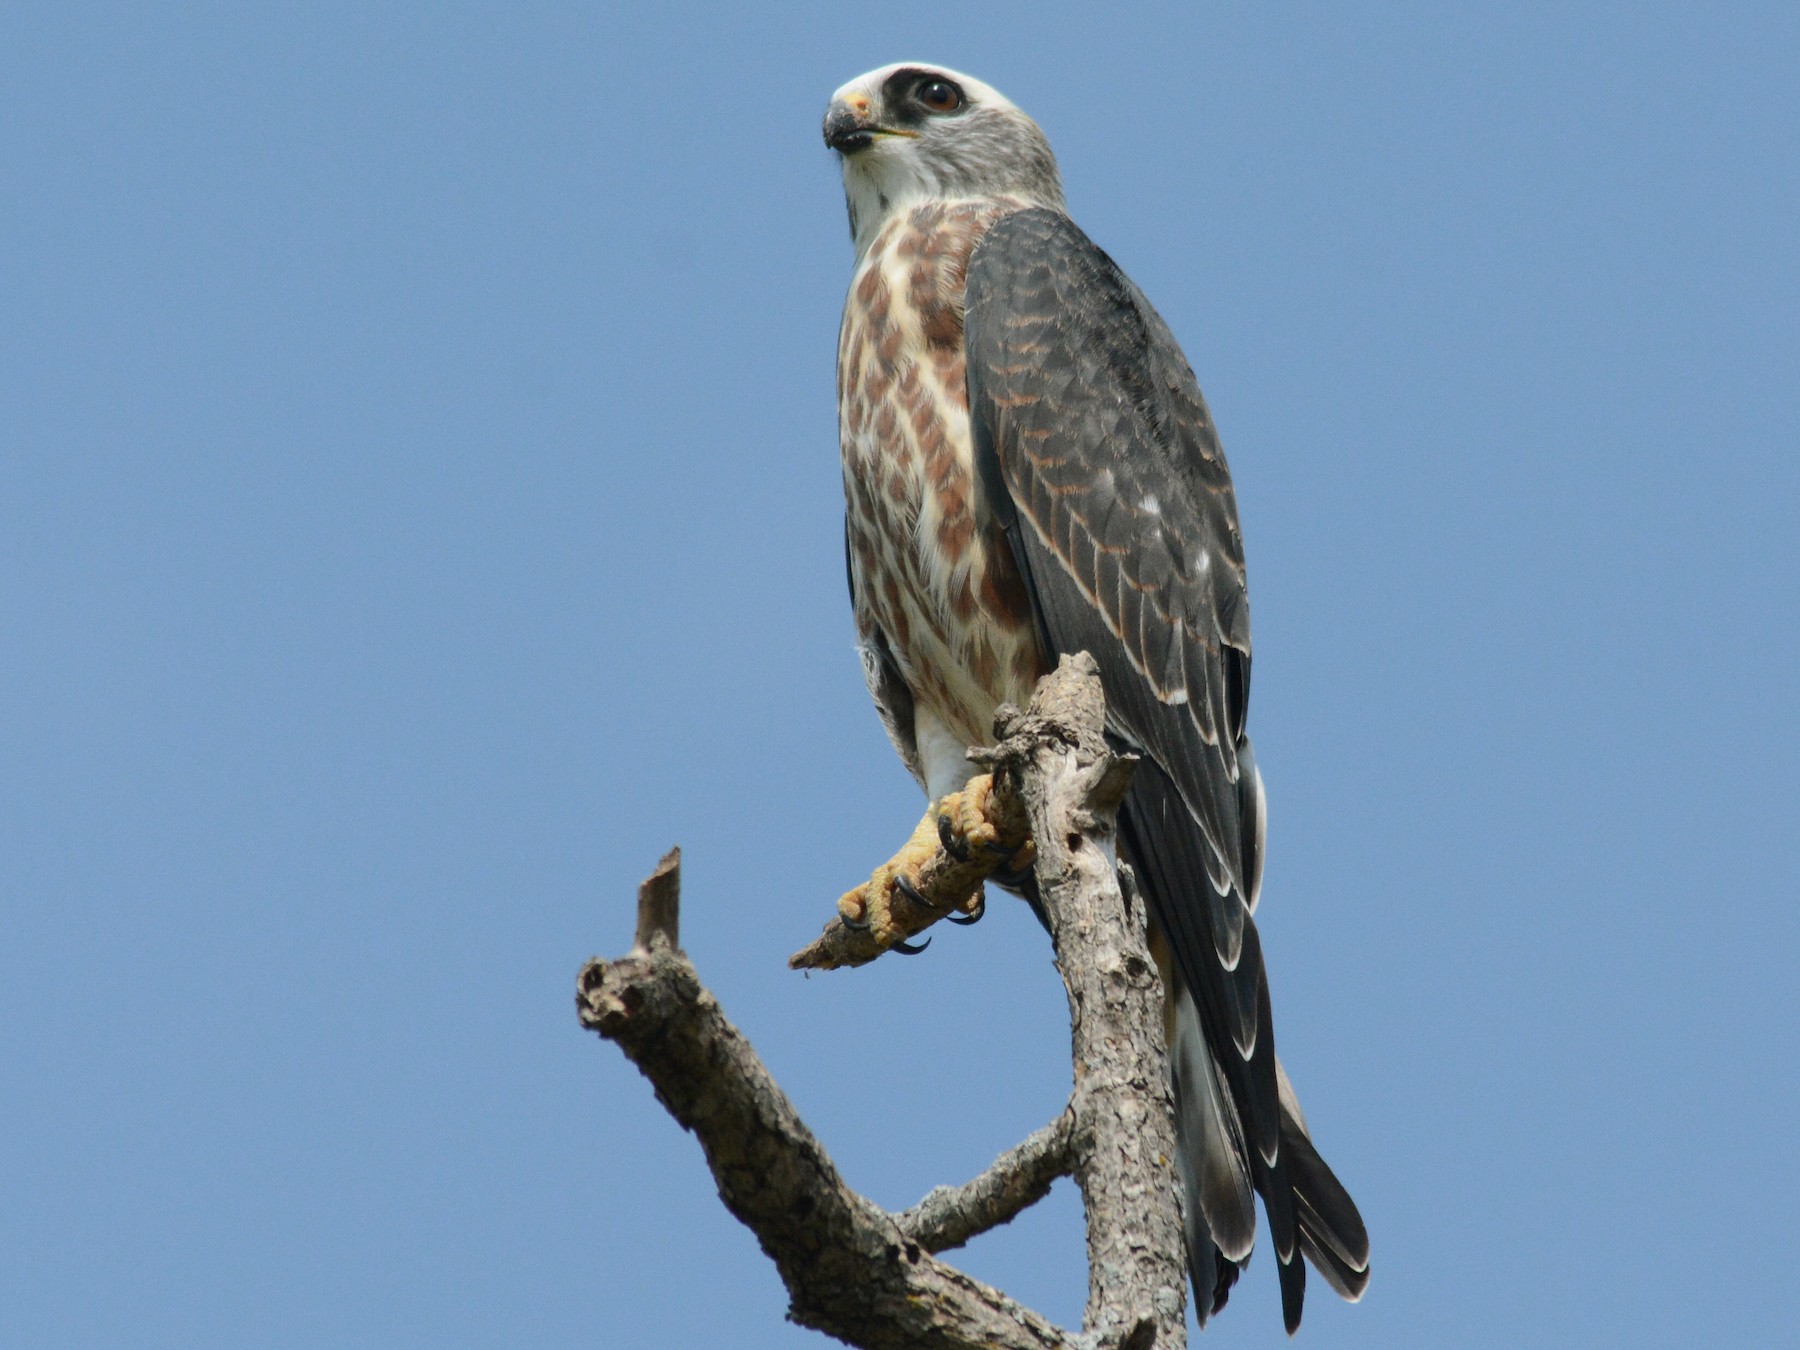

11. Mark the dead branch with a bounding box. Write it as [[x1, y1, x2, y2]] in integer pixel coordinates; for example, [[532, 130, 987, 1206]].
[[976, 654, 1187, 1347], [578, 654, 1185, 1349], [578, 857, 1069, 1350], [896, 1107, 1079, 1255]]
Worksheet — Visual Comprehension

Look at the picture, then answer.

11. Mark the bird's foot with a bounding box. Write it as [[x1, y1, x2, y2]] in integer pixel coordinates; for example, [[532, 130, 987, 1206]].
[[933, 775, 1010, 862], [936, 776, 1037, 886], [836, 796, 986, 950]]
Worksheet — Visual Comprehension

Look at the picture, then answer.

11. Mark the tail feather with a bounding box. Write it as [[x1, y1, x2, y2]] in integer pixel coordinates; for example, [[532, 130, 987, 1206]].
[[1115, 762, 1366, 1334], [1165, 965, 1253, 1323], [1012, 759, 1369, 1331], [1280, 1081, 1371, 1302], [1298, 1208, 1372, 1302]]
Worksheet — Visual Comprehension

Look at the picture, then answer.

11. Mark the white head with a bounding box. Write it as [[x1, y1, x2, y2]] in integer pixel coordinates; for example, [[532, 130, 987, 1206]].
[[823, 63, 1065, 257]]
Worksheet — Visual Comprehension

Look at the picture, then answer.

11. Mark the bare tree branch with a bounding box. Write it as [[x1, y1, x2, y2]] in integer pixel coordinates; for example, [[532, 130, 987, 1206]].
[[896, 1108, 1078, 1255], [976, 654, 1187, 1348], [578, 654, 1187, 1349], [578, 897, 1070, 1350]]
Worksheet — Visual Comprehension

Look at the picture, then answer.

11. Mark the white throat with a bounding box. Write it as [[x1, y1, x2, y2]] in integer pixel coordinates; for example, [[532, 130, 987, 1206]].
[[841, 151, 946, 261]]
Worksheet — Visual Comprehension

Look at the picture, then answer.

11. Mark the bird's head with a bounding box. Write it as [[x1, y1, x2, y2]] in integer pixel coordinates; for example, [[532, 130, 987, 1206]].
[[824, 63, 1064, 256]]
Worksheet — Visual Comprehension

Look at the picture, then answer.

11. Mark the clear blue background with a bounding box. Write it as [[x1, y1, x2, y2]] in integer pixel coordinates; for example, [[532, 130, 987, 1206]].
[[6, 4, 1797, 1346]]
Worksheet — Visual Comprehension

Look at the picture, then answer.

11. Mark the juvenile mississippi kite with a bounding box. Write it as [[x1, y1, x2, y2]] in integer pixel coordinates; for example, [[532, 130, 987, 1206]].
[[823, 63, 1369, 1332]]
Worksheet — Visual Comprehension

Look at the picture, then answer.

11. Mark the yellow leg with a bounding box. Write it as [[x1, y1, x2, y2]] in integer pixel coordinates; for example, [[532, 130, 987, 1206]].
[[939, 774, 1037, 876], [836, 779, 1002, 948]]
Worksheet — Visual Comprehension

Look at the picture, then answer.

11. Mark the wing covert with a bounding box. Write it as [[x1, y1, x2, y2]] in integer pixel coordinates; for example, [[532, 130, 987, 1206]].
[[964, 207, 1258, 963], [964, 207, 1309, 1326]]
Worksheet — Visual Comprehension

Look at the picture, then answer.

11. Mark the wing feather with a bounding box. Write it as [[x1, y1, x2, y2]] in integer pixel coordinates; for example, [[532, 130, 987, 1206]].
[[965, 208, 1364, 1331]]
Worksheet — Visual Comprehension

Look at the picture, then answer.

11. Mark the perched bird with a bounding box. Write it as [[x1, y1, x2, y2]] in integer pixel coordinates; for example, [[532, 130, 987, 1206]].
[[824, 63, 1369, 1332]]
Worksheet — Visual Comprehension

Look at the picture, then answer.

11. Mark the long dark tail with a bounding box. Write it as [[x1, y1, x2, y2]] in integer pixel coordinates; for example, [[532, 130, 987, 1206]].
[[1277, 1061, 1371, 1303], [1164, 940, 1370, 1328], [1006, 769, 1370, 1330], [1118, 763, 1369, 1331], [1165, 971, 1254, 1319]]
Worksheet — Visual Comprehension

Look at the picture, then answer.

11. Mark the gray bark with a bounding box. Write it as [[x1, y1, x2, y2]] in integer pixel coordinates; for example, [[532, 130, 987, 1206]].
[[578, 654, 1186, 1349]]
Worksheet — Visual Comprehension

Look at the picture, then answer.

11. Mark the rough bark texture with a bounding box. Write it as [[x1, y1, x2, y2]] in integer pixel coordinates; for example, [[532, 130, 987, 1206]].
[[579, 929, 1067, 1349], [578, 654, 1185, 1349], [975, 654, 1188, 1349], [896, 1108, 1078, 1255]]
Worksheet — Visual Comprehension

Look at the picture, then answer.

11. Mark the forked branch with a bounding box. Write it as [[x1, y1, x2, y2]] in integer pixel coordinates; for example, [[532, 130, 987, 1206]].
[[578, 655, 1186, 1349]]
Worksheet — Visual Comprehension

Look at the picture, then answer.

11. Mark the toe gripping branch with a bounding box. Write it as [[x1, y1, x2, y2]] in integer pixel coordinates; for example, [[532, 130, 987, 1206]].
[[788, 772, 1034, 971]]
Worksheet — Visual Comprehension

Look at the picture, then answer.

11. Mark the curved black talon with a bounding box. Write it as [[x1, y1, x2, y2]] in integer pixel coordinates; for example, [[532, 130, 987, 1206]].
[[894, 873, 948, 912], [892, 935, 932, 955], [839, 907, 871, 931], [936, 814, 972, 863], [947, 892, 986, 926]]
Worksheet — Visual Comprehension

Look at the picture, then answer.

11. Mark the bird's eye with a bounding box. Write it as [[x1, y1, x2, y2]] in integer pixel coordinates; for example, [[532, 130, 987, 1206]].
[[916, 79, 963, 114]]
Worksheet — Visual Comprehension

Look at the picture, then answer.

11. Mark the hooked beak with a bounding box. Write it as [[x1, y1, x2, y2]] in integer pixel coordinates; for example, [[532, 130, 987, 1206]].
[[823, 96, 917, 154], [823, 100, 877, 153]]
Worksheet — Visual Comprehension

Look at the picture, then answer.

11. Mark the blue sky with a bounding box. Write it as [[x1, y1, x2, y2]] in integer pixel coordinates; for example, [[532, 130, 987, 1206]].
[[5, 4, 1797, 1346]]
